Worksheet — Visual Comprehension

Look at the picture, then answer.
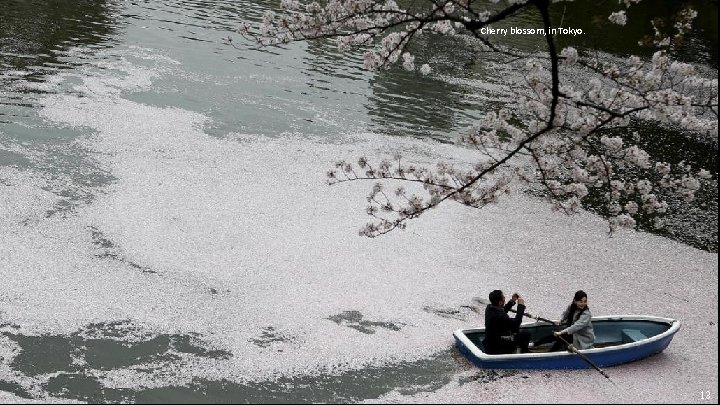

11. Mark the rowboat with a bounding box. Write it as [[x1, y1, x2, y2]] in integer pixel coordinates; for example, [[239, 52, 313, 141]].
[[454, 315, 680, 369]]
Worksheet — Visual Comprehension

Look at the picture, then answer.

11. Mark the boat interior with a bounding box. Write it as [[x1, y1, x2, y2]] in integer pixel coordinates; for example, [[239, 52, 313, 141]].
[[464, 319, 671, 354]]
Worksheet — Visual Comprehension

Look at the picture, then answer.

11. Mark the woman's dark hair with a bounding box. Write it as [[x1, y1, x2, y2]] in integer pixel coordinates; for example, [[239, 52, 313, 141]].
[[566, 290, 588, 326], [573, 290, 588, 302]]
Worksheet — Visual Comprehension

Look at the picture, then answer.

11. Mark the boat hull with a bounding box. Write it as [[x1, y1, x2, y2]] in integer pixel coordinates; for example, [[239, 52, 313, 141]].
[[454, 315, 680, 369]]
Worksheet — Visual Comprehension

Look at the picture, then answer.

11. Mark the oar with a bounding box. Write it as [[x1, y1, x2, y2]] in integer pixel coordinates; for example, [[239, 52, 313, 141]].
[[553, 334, 614, 383], [472, 296, 555, 324], [472, 297, 614, 383]]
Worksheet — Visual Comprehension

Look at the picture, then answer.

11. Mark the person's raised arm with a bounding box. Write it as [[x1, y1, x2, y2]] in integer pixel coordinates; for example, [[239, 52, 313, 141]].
[[504, 292, 520, 312]]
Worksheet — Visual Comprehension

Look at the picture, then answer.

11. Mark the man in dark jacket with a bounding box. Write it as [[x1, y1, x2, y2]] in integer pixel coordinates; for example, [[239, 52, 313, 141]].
[[482, 290, 531, 354]]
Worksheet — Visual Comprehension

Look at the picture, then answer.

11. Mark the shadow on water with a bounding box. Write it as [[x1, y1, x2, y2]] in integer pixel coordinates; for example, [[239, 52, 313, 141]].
[[589, 122, 718, 252], [550, 0, 718, 68], [464, 0, 717, 67], [0, 0, 121, 91], [0, 314, 514, 403]]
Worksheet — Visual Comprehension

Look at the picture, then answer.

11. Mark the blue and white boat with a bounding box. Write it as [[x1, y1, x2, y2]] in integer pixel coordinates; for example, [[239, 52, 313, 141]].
[[454, 315, 680, 369]]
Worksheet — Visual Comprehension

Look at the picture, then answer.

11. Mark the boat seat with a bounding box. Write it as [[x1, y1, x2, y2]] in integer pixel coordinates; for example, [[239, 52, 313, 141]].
[[622, 329, 647, 343]]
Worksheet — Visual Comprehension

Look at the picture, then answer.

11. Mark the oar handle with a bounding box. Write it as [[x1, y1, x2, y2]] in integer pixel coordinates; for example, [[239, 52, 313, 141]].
[[526, 312, 556, 325]]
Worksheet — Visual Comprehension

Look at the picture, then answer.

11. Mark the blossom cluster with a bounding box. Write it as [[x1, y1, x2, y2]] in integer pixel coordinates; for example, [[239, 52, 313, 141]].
[[239, 0, 717, 237]]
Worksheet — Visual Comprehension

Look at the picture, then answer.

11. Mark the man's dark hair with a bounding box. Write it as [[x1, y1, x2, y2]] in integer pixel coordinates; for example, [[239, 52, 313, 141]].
[[489, 290, 504, 306]]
